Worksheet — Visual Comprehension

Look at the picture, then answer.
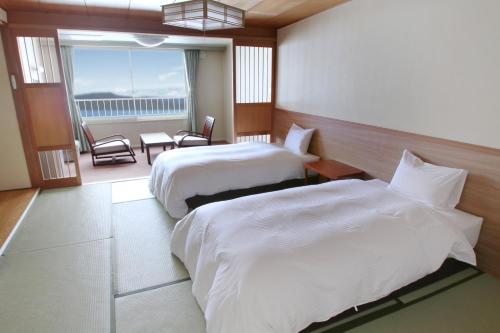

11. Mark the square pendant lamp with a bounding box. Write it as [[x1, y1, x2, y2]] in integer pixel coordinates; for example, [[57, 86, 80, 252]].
[[162, 0, 245, 31]]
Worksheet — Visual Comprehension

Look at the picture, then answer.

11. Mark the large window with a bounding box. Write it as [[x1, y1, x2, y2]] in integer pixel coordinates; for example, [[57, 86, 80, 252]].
[[73, 48, 187, 119]]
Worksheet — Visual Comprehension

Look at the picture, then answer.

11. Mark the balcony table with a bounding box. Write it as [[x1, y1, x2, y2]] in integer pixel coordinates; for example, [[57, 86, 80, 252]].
[[139, 132, 174, 165]]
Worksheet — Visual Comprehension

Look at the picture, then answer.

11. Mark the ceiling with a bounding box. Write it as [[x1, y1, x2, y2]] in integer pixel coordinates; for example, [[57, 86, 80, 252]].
[[0, 0, 348, 28]]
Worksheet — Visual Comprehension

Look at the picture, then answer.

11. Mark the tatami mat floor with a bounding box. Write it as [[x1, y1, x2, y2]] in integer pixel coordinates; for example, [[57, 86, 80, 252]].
[[115, 280, 206, 333], [1, 180, 499, 333], [113, 198, 188, 296], [111, 178, 154, 204], [5, 183, 112, 254]]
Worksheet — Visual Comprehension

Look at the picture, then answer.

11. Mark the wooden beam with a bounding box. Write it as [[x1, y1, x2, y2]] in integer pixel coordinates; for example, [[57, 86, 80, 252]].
[[6, 10, 277, 40], [246, 0, 349, 27]]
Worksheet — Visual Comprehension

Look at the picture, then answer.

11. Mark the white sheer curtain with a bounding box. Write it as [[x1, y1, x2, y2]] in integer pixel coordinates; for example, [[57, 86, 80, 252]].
[[60, 45, 90, 152]]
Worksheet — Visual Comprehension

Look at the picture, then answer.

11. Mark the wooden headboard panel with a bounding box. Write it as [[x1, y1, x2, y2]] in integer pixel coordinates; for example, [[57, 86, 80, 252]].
[[274, 108, 500, 278]]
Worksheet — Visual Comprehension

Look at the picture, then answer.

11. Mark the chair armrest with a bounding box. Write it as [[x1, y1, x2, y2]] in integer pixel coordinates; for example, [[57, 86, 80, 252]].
[[183, 133, 206, 139], [177, 133, 208, 146], [93, 139, 129, 148], [176, 130, 203, 136], [97, 134, 126, 141]]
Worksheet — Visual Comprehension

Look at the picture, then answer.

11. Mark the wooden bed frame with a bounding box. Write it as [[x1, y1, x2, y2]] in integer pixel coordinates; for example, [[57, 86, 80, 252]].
[[273, 108, 500, 278]]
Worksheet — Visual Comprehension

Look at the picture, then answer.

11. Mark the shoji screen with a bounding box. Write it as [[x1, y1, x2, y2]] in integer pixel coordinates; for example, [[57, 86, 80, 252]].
[[233, 40, 275, 142], [236, 46, 272, 104]]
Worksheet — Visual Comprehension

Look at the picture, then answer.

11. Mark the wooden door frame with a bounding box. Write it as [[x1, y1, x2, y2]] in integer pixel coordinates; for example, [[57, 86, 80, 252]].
[[1, 26, 40, 187], [1, 26, 81, 188], [232, 38, 277, 141]]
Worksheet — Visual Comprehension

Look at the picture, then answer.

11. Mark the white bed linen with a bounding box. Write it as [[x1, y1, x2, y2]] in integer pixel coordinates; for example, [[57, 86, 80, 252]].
[[150, 142, 318, 218], [375, 179, 483, 247], [171, 179, 476, 333]]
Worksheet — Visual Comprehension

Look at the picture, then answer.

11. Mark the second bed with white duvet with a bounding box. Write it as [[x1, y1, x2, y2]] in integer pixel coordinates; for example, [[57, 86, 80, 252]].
[[150, 142, 318, 218], [171, 179, 480, 333]]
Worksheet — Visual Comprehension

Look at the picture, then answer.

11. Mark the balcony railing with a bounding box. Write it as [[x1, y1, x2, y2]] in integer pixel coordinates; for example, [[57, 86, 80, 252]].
[[76, 97, 188, 118]]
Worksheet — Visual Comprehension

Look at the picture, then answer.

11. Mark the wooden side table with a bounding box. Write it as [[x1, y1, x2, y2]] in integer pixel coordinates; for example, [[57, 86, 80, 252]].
[[304, 160, 364, 184], [140, 132, 175, 165]]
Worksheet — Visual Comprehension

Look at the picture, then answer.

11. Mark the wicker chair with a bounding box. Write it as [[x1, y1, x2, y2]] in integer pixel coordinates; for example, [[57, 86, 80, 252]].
[[81, 122, 136, 166]]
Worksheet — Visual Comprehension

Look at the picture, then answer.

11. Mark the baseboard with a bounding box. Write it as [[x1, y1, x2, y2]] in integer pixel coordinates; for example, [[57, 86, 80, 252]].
[[212, 140, 229, 145]]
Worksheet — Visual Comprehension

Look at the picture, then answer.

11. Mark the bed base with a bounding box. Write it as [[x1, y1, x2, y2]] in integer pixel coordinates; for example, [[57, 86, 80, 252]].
[[301, 259, 480, 333], [185, 177, 317, 211]]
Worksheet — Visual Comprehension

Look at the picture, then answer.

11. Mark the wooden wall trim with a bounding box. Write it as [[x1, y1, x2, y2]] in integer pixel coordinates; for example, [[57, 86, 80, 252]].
[[1, 27, 40, 186], [232, 39, 277, 137], [6, 10, 277, 40], [2, 26, 82, 188], [273, 108, 500, 278]]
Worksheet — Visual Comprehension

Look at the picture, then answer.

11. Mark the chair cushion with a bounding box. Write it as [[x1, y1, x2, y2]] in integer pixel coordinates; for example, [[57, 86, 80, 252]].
[[174, 135, 208, 146], [93, 139, 131, 155]]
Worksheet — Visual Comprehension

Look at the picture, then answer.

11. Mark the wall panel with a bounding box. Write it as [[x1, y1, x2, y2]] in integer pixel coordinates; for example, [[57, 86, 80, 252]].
[[274, 108, 500, 278]]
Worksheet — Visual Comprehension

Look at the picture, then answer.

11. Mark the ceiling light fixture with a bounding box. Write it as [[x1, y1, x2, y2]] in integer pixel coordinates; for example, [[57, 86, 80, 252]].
[[162, 0, 245, 31], [134, 34, 169, 48]]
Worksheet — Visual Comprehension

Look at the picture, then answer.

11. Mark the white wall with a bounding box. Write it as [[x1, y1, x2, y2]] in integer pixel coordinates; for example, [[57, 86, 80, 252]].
[[88, 49, 229, 145], [0, 33, 31, 190], [197, 50, 226, 141], [277, 0, 500, 149]]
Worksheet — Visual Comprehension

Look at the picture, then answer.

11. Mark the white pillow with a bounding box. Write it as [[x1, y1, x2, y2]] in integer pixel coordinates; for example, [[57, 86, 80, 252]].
[[389, 150, 468, 209], [283, 123, 315, 155]]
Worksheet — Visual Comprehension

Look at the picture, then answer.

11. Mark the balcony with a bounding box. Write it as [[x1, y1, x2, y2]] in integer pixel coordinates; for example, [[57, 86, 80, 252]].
[[76, 96, 188, 119], [76, 96, 189, 155]]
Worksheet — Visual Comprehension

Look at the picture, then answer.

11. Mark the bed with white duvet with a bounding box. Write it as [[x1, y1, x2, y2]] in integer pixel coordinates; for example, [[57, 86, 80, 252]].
[[171, 177, 481, 333], [150, 142, 318, 218]]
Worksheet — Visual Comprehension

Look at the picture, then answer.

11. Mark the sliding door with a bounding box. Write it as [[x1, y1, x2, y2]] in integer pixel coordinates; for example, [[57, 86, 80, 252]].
[[233, 39, 276, 143], [3, 28, 80, 188]]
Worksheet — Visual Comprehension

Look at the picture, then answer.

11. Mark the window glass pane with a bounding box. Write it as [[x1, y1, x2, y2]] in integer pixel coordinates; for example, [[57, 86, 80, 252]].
[[74, 48, 132, 99], [73, 47, 187, 118], [130, 49, 186, 98]]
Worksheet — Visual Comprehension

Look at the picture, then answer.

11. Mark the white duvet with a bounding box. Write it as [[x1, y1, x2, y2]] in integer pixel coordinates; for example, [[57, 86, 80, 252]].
[[171, 179, 476, 333], [150, 142, 317, 218]]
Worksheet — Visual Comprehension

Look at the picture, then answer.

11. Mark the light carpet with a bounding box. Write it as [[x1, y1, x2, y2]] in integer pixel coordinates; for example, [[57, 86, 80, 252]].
[[80, 146, 166, 184]]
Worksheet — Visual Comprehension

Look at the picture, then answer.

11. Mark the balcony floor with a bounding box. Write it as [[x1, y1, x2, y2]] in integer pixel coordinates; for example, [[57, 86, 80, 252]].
[[79, 146, 167, 184]]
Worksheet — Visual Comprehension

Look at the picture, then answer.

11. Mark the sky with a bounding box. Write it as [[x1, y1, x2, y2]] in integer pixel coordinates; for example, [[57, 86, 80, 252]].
[[73, 48, 187, 98]]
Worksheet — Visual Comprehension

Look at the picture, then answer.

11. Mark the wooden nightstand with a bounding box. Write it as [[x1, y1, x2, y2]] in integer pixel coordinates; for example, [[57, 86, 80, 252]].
[[304, 160, 364, 184]]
